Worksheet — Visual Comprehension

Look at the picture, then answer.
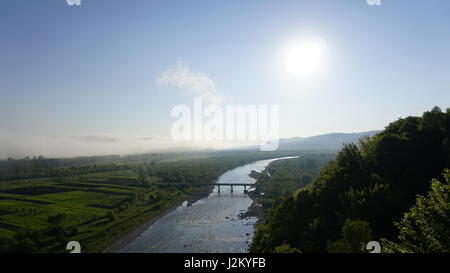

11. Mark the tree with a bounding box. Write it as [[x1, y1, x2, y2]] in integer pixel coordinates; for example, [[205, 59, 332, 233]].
[[327, 219, 373, 253], [137, 166, 149, 186], [273, 243, 302, 253], [47, 213, 67, 227], [107, 210, 116, 221], [382, 170, 450, 253]]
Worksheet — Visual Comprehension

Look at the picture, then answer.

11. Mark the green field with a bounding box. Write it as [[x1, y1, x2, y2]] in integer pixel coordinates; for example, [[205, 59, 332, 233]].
[[0, 169, 186, 252]]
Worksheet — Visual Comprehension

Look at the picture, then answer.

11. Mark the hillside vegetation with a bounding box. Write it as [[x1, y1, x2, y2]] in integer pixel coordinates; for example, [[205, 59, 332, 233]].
[[251, 107, 450, 253], [250, 154, 335, 208]]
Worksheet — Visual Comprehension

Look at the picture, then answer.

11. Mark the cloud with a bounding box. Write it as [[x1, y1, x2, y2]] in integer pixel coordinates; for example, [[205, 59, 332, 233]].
[[73, 134, 119, 143], [156, 62, 224, 104]]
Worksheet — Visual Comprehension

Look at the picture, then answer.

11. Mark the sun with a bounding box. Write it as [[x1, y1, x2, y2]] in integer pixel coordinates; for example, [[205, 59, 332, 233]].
[[283, 38, 326, 79]]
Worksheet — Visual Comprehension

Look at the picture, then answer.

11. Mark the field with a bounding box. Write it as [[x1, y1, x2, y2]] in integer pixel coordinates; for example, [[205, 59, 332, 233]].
[[0, 169, 186, 252]]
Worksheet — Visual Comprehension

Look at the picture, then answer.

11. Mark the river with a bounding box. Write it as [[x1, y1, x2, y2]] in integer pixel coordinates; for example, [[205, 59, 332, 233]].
[[119, 157, 296, 253]]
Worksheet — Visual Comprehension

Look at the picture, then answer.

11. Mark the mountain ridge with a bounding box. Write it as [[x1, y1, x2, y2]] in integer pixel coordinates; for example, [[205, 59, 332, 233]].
[[275, 130, 381, 151]]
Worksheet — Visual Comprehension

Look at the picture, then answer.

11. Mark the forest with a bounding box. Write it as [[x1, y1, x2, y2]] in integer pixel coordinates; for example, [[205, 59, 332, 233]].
[[249, 154, 335, 210], [0, 150, 264, 182], [251, 107, 450, 253]]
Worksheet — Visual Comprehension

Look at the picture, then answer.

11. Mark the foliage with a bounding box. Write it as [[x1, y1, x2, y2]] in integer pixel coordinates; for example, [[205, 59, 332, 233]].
[[251, 154, 335, 209], [273, 243, 302, 253], [0, 161, 132, 182], [251, 107, 450, 253], [47, 213, 67, 227], [382, 170, 450, 253], [326, 219, 372, 253]]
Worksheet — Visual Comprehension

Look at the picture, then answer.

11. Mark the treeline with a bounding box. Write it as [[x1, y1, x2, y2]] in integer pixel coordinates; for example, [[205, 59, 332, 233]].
[[0, 162, 132, 182], [0, 213, 77, 253], [0, 150, 299, 182], [0, 153, 172, 181], [251, 154, 335, 208], [251, 107, 450, 253]]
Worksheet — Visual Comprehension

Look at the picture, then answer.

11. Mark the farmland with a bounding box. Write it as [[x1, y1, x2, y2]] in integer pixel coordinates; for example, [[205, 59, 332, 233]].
[[0, 168, 188, 252]]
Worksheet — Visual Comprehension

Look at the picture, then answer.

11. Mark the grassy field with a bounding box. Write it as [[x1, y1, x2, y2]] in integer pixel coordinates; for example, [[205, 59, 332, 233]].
[[0, 169, 186, 252]]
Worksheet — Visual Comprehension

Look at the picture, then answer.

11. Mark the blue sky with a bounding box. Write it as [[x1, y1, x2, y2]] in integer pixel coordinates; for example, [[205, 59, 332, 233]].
[[0, 0, 449, 157]]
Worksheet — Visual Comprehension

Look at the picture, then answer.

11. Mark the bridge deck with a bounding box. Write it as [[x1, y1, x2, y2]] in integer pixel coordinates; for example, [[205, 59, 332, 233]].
[[210, 183, 255, 186]]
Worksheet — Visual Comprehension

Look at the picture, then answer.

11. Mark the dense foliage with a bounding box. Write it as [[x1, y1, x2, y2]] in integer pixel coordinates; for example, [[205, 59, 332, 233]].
[[326, 219, 373, 253], [251, 154, 335, 208], [0, 155, 146, 181], [251, 107, 450, 253], [382, 170, 450, 253], [0, 150, 297, 182]]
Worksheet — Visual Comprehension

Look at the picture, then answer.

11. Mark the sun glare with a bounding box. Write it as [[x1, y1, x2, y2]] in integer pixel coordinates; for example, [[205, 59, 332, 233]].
[[283, 38, 326, 79]]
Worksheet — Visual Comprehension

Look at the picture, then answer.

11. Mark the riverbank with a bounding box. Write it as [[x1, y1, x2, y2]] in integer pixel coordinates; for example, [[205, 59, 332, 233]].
[[238, 192, 265, 219], [103, 182, 216, 253], [240, 156, 301, 221]]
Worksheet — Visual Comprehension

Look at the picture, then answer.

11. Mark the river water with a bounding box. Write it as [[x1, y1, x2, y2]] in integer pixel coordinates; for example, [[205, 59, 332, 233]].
[[120, 157, 295, 253]]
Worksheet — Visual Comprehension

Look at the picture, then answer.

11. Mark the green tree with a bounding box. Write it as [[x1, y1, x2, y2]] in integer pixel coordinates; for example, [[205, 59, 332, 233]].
[[137, 166, 149, 186], [107, 210, 116, 221], [382, 170, 450, 253], [327, 219, 373, 253], [273, 243, 302, 253], [47, 213, 67, 227]]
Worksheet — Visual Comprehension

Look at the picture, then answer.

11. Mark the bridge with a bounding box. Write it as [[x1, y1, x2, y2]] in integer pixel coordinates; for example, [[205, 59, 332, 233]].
[[148, 181, 265, 194], [206, 183, 259, 193]]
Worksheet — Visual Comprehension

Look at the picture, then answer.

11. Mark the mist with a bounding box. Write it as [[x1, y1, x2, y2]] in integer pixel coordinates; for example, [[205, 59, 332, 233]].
[[0, 128, 259, 159]]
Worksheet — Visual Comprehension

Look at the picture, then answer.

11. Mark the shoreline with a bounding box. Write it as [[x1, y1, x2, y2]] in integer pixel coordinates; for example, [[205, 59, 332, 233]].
[[241, 157, 300, 220], [103, 181, 216, 253]]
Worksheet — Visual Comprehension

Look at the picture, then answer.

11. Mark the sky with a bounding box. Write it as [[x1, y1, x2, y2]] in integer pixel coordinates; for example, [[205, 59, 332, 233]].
[[0, 0, 449, 158]]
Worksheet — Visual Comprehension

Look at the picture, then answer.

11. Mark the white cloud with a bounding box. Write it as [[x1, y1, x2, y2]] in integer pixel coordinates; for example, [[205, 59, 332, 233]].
[[156, 62, 224, 104]]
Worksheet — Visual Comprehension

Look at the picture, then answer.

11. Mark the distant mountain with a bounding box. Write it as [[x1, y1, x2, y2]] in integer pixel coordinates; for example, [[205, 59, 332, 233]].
[[276, 130, 381, 151]]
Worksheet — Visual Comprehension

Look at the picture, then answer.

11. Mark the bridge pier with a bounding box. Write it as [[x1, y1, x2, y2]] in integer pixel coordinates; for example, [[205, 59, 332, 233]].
[[230, 185, 233, 193]]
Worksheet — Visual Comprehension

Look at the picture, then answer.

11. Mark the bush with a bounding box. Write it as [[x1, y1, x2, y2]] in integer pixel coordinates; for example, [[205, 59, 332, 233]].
[[273, 243, 302, 253], [327, 219, 373, 253], [382, 170, 450, 253]]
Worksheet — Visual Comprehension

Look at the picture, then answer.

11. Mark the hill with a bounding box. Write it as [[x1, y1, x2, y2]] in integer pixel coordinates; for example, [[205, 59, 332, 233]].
[[251, 107, 450, 253], [277, 131, 380, 151]]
